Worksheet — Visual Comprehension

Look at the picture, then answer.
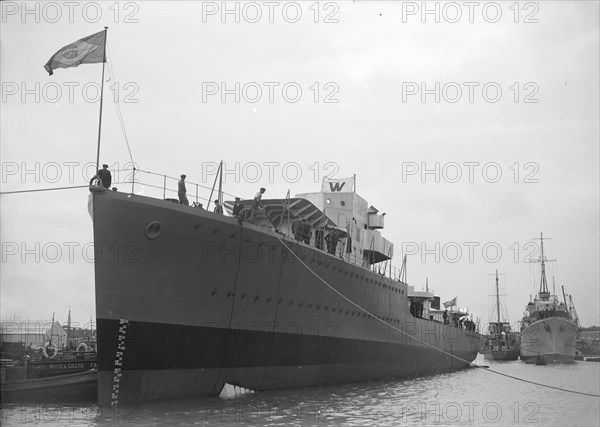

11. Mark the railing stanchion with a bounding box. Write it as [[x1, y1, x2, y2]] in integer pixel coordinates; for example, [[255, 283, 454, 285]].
[[196, 184, 198, 204], [131, 167, 135, 194], [163, 175, 166, 199]]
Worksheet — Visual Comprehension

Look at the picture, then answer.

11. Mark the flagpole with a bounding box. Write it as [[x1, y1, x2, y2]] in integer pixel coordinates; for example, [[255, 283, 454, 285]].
[[95, 26, 108, 174]]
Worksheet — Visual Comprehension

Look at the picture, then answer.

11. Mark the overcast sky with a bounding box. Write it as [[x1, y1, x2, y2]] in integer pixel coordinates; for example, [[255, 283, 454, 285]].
[[1, 1, 598, 330]]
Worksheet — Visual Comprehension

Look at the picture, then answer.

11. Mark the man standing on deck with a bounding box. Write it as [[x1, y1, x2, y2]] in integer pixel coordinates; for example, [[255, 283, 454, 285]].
[[301, 218, 311, 245], [292, 218, 303, 241], [178, 174, 189, 206], [249, 187, 265, 222], [95, 164, 112, 188], [232, 197, 243, 217]]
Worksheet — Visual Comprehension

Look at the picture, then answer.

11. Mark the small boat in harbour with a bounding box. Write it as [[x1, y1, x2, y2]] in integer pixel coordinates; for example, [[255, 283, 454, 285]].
[[0, 369, 97, 403], [484, 271, 519, 361]]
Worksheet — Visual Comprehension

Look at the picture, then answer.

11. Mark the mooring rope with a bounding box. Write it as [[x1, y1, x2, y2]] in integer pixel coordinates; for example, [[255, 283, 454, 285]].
[[267, 229, 600, 398]]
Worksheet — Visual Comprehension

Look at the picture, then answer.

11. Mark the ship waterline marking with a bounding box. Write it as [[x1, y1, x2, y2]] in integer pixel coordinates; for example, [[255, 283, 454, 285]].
[[1, 1, 140, 23]]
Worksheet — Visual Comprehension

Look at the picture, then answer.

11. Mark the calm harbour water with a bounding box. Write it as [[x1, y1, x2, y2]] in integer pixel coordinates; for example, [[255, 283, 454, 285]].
[[2, 354, 599, 426]]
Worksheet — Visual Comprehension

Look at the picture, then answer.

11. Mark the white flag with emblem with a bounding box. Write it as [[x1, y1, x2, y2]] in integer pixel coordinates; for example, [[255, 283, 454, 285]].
[[322, 176, 355, 193]]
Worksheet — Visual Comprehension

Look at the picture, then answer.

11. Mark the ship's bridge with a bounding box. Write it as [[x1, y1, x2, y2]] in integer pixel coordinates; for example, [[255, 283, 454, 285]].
[[296, 190, 393, 266], [224, 187, 394, 269]]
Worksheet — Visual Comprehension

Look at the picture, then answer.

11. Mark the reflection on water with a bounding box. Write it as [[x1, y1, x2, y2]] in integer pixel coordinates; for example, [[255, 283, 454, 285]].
[[2, 355, 599, 426]]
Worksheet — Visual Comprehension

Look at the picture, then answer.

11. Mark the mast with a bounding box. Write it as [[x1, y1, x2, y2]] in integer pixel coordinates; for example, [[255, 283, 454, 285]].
[[495, 270, 501, 325], [67, 308, 71, 349], [539, 232, 549, 294], [49, 312, 55, 346], [530, 232, 554, 298], [207, 161, 223, 211], [399, 255, 407, 283], [569, 294, 580, 326], [95, 27, 109, 173], [218, 160, 223, 207]]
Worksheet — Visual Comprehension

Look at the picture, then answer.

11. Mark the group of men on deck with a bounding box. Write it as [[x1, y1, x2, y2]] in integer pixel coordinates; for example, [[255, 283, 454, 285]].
[[177, 174, 264, 218], [410, 300, 425, 318], [292, 218, 312, 244]]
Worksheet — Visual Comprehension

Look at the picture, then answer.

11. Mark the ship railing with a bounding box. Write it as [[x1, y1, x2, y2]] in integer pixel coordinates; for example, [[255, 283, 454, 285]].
[[112, 167, 243, 210]]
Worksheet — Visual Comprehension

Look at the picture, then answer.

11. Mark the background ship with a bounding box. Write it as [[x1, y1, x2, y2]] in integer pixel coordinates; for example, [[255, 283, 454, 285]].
[[90, 174, 481, 405], [520, 233, 579, 363], [484, 271, 519, 361]]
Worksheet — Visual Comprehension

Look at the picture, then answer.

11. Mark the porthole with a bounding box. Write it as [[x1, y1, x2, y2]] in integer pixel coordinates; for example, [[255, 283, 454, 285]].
[[145, 221, 162, 240]]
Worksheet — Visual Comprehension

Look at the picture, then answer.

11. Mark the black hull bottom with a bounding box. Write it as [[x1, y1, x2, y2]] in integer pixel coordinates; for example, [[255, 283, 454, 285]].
[[98, 318, 477, 405]]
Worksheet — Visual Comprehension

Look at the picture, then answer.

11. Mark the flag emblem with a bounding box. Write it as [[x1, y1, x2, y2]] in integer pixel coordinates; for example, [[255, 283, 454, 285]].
[[62, 48, 79, 60], [44, 30, 106, 76]]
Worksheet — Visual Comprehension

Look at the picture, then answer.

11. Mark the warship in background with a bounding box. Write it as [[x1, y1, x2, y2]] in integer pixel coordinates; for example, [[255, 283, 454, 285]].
[[520, 233, 579, 363], [90, 173, 482, 405]]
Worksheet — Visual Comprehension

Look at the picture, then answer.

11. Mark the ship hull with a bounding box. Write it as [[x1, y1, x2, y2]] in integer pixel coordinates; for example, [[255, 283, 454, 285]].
[[92, 190, 480, 405], [483, 349, 519, 361], [520, 317, 578, 363]]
